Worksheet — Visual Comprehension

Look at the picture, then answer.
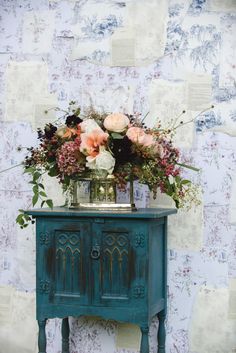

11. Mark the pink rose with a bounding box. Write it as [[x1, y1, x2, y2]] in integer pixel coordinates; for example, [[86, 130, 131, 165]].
[[104, 113, 130, 133], [126, 127, 155, 147], [80, 129, 109, 157]]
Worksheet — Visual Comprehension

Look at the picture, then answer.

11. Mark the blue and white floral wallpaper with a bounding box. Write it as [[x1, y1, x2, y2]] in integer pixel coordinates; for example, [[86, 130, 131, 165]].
[[0, 1, 236, 353]]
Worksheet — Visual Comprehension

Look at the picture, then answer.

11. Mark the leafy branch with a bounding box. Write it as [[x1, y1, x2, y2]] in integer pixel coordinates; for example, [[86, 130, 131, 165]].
[[16, 167, 54, 228]]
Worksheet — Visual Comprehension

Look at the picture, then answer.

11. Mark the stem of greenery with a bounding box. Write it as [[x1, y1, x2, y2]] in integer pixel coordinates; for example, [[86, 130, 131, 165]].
[[0, 163, 23, 174]]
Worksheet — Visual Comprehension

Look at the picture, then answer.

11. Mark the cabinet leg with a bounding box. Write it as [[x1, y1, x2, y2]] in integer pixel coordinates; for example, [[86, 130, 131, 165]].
[[62, 317, 70, 353], [157, 310, 166, 353], [38, 319, 47, 353], [140, 326, 149, 353]]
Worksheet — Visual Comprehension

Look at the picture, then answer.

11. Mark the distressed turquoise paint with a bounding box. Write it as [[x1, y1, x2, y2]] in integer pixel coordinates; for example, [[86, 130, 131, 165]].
[[26, 208, 176, 353]]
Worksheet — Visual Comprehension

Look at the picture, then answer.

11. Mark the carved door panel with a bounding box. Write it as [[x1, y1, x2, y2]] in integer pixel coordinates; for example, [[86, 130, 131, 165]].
[[37, 219, 91, 305], [91, 220, 148, 307]]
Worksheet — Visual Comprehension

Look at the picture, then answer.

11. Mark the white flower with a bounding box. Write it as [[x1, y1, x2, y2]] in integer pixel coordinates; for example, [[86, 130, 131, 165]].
[[168, 175, 174, 184], [86, 149, 115, 174], [104, 113, 130, 133], [80, 119, 103, 133], [56, 125, 67, 137]]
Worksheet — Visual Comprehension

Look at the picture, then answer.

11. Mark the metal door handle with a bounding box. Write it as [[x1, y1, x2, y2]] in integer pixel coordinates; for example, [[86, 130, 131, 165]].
[[90, 246, 100, 259]]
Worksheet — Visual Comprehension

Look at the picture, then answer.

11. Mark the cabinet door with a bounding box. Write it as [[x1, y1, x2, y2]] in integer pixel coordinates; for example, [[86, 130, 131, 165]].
[[91, 219, 148, 307], [36, 218, 91, 305]]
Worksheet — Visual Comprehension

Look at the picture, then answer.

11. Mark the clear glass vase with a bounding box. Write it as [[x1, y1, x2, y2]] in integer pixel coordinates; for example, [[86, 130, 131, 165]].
[[69, 171, 136, 210], [90, 177, 116, 204], [69, 179, 90, 207], [90, 170, 116, 204]]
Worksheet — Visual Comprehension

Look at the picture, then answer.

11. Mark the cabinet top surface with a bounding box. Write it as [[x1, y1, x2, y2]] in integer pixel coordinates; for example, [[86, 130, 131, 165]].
[[26, 207, 177, 219]]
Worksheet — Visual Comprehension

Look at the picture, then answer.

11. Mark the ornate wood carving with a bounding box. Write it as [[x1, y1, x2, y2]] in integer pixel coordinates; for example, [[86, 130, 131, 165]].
[[102, 231, 129, 297], [56, 232, 81, 257], [134, 233, 145, 248], [39, 232, 50, 245], [104, 233, 128, 258], [133, 285, 145, 298], [55, 231, 81, 294], [39, 280, 50, 294]]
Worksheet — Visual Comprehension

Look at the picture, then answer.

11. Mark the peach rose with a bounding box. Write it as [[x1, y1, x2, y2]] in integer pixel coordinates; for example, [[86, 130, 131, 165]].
[[153, 143, 164, 158], [126, 127, 155, 147], [104, 113, 129, 133], [80, 129, 109, 157]]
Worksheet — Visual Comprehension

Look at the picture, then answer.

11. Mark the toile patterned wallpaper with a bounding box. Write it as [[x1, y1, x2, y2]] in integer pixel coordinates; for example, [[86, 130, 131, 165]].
[[0, 1, 236, 353]]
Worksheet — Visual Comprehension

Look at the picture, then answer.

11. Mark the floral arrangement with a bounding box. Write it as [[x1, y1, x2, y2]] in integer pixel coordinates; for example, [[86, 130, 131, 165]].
[[16, 102, 200, 227]]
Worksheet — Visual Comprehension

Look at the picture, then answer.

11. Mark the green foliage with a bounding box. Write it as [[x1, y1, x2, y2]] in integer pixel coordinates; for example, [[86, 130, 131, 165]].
[[46, 199, 53, 209], [16, 167, 54, 228], [177, 163, 200, 172], [111, 132, 124, 139], [16, 211, 34, 229], [48, 164, 59, 177], [74, 107, 81, 116]]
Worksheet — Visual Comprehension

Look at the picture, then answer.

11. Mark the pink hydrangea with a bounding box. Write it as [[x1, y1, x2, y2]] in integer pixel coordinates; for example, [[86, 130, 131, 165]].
[[57, 139, 85, 176]]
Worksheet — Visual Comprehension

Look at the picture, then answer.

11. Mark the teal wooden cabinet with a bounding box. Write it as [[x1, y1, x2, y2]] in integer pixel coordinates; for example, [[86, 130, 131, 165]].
[[27, 207, 176, 353]]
